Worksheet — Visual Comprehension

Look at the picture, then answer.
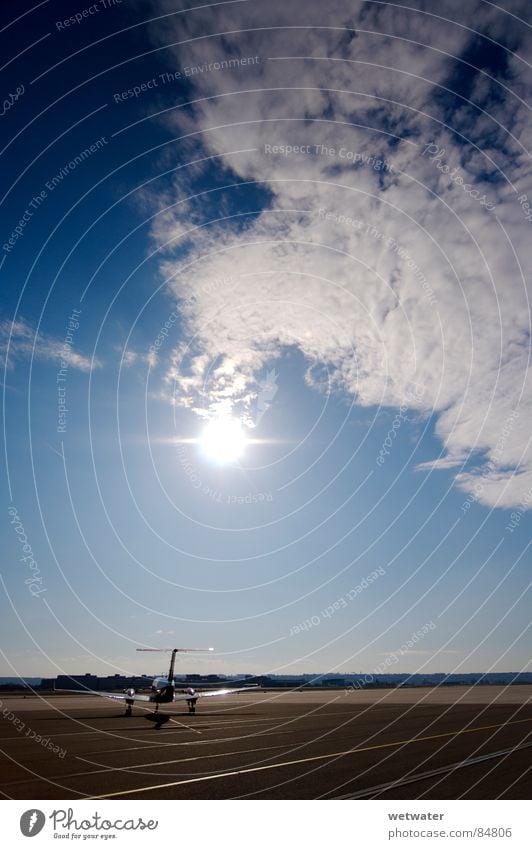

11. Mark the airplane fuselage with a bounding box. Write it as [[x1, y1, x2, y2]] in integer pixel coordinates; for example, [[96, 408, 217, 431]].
[[150, 678, 198, 713], [151, 680, 175, 704]]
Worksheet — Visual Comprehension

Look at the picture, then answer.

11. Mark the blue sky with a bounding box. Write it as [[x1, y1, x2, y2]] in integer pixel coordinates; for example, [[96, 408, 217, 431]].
[[1, 0, 531, 678]]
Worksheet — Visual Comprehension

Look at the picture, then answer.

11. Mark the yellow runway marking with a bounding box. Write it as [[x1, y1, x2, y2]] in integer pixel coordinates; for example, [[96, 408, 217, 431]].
[[334, 740, 532, 798], [90, 716, 532, 799]]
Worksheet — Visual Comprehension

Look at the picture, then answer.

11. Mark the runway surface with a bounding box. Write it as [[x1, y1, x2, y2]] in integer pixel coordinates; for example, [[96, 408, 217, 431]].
[[1, 686, 531, 800]]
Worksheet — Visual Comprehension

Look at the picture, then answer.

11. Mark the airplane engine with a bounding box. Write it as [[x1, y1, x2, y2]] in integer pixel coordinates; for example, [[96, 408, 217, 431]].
[[185, 687, 197, 714], [124, 688, 135, 715]]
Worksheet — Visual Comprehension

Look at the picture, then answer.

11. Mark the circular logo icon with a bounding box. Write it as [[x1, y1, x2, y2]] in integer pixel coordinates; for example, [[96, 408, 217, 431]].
[[20, 810, 46, 837]]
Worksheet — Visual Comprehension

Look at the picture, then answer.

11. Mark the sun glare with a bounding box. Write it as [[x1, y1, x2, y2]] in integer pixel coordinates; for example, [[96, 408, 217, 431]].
[[200, 416, 246, 464]]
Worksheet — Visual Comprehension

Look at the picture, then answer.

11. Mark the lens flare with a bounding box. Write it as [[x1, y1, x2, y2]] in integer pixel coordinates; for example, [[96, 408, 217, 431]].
[[200, 416, 246, 464]]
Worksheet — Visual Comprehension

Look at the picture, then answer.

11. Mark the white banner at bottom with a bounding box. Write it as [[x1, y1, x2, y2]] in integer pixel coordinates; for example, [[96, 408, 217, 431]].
[[2, 799, 529, 848]]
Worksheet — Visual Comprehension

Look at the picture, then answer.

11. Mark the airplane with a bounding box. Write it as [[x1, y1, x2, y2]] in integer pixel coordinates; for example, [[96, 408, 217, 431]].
[[55, 648, 259, 716]]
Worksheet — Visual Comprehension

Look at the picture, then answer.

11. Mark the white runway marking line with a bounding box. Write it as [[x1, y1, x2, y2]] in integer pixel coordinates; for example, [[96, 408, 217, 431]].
[[334, 740, 532, 799], [158, 714, 283, 731], [77, 743, 292, 774], [0, 726, 151, 741], [0, 711, 291, 744], [7, 721, 298, 763], [77, 705, 356, 757], [166, 717, 202, 735], [77, 725, 303, 757], [0, 708, 281, 744], [74, 708, 363, 757], [89, 717, 532, 799], [0, 744, 293, 790], [0, 706, 380, 744]]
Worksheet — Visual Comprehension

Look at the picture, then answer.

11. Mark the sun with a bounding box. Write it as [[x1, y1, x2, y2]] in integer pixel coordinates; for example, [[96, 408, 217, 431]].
[[200, 416, 247, 464]]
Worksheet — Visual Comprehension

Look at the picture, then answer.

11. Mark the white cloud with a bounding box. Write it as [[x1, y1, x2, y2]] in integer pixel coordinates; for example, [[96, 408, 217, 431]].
[[147, 0, 532, 508], [0, 318, 100, 372], [119, 348, 158, 369]]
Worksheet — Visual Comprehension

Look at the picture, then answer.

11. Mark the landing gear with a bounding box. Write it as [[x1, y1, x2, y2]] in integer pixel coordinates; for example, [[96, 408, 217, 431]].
[[187, 700, 196, 714], [125, 704, 132, 716]]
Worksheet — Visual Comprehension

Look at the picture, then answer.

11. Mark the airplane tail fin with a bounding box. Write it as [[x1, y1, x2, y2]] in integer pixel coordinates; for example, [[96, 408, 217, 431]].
[[135, 648, 214, 653], [136, 648, 214, 684]]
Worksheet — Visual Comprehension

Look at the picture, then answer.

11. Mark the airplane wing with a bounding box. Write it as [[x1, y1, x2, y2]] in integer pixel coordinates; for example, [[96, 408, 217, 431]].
[[173, 685, 259, 702], [54, 687, 152, 703]]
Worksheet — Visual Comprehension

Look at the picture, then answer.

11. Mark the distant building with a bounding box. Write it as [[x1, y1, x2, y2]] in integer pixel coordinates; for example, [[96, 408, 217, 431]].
[[55, 674, 98, 691], [38, 671, 532, 692]]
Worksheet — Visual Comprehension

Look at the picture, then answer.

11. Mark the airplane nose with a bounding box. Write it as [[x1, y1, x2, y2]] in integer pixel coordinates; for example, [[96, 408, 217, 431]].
[[126, 688, 135, 698], [186, 687, 195, 696]]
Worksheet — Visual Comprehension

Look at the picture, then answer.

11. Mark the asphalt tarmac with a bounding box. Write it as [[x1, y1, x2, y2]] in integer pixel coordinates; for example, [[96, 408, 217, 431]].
[[1, 686, 531, 800]]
